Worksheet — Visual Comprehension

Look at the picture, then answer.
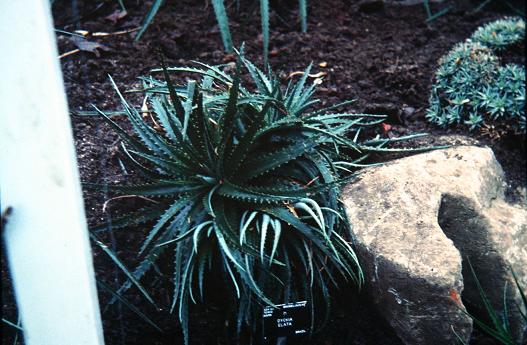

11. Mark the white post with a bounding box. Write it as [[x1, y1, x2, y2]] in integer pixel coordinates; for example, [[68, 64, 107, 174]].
[[0, 1, 105, 345]]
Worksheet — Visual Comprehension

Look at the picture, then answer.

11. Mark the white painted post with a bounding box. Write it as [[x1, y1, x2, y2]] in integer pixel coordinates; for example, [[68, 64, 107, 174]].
[[0, 1, 105, 345]]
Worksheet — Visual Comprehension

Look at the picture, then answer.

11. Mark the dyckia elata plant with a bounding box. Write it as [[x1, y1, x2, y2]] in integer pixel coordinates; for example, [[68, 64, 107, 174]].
[[92, 50, 428, 343]]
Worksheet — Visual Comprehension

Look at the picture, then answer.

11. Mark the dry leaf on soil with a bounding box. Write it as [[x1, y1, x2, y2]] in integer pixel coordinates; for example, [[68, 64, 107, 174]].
[[69, 36, 111, 57]]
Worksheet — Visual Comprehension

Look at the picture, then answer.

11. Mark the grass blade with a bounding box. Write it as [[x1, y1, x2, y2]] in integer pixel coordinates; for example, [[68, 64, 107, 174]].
[[212, 0, 233, 52], [511, 268, 527, 321], [90, 233, 158, 308], [260, 0, 269, 66], [2, 318, 23, 331], [299, 0, 307, 33], [97, 279, 163, 332], [116, 0, 126, 11], [135, 0, 165, 41]]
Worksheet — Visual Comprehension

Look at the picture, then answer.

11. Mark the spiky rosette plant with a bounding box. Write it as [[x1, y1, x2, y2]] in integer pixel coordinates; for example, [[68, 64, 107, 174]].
[[92, 50, 427, 343]]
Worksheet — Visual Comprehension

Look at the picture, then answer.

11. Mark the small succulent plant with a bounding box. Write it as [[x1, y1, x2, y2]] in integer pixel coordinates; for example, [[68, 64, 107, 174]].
[[427, 17, 525, 134], [92, 50, 427, 343], [471, 17, 525, 51]]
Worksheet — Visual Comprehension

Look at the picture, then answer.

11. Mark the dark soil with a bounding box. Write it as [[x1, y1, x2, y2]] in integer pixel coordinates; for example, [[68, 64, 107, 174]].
[[2, 0, 525, 344]]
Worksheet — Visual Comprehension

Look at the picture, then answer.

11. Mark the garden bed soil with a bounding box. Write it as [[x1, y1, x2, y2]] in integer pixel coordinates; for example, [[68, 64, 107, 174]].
[[2, 0, 525, 344]]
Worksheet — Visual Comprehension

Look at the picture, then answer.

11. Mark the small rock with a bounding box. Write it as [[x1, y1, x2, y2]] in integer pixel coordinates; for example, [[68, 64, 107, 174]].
[[401, 106, 416, 123], [402, 106, 415, 117], [358, 80, 371, 88], [269, 49, 280, 57]]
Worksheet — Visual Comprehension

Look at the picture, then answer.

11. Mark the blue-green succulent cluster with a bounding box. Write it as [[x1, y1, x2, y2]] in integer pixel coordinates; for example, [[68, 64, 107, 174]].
[[427, 17, 525, 134], [472, 17, 525, 51]]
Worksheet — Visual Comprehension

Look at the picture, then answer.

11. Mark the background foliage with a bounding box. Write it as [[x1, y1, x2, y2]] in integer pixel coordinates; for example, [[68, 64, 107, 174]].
[[135, 0, 308, 64]]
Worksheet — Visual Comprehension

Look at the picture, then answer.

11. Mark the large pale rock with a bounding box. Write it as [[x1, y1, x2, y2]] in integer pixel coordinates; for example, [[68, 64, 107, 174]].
[[341, 145, 527, 345]]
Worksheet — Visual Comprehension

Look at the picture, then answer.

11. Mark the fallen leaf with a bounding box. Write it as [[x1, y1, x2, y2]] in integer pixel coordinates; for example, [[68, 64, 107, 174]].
[[287, 71, 327, 79], [69, 36, 110, 57], [285, 203, 298, 218], [310, 72, 327, 78], [380, 123, 392, 133], [74, 30, 89, 37], [319, 61, 328, 68], [305, 176, 319, 186], [106, 9, 127, 23], [222, 54, 236, 63], [58, 49, 81, 59], [449, 288, 462, 306], [141, 96, 149, 118], [92, 27, 140, 37]]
